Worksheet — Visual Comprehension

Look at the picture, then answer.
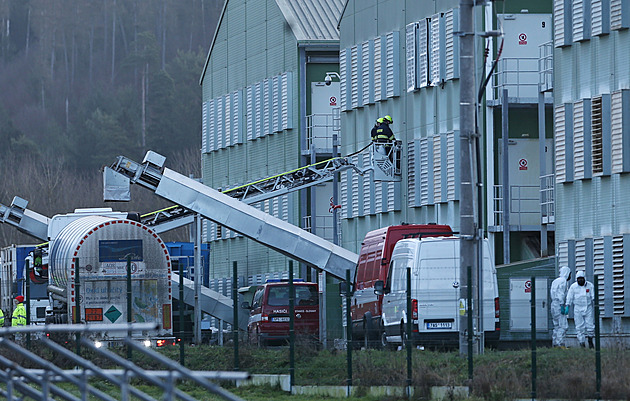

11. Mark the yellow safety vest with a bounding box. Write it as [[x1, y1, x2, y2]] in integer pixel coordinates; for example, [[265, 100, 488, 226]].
[[12, 303, 26, 327]]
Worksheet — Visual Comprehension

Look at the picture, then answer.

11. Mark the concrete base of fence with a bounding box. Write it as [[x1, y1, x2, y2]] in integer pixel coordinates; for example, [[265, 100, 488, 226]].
[[235, 374, 291, 392], [291, 385, 414, 398], [235, 376, 468, 400], [431, 386, 469, 400]]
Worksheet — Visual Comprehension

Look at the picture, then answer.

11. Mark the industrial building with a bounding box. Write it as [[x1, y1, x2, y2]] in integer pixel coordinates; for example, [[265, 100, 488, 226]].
[[198, 0, 630, 343]]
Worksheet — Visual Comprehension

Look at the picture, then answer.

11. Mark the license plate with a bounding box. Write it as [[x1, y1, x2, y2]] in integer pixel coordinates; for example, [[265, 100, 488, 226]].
[[271, 317, 290, 322], [427, 322, 452, 330]]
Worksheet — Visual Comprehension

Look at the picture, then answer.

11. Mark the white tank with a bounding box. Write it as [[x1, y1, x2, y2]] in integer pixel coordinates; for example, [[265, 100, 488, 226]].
[[49, 216, 172, 337]]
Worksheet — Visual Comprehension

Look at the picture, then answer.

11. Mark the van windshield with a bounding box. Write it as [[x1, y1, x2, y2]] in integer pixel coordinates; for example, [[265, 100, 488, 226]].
[[267, 285, 318, 306]]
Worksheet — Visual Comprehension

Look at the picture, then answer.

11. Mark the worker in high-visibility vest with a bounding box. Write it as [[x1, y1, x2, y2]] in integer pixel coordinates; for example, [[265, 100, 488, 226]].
[[0, 306, 5, 326], [12, 295, 26, 327]]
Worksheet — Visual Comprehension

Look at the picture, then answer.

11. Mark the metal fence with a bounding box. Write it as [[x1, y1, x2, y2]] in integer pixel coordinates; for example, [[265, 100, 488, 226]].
[[0, 323, 247, 401]]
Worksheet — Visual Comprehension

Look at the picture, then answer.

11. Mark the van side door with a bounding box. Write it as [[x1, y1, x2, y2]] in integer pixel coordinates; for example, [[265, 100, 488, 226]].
[[382, 256, 412, 334]]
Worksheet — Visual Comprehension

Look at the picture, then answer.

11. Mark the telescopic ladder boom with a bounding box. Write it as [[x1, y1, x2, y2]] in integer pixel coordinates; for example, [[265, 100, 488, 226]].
[[104, 151, 359, 280]]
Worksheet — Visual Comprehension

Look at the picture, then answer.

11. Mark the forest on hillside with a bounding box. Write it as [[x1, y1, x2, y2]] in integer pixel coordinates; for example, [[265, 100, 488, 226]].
[[0, 0, 223, 247]]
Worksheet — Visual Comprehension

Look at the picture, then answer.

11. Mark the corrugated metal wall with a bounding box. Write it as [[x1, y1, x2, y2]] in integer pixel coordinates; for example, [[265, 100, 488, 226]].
[[554, 0, 630, 323], [200, 0, 300, 279]]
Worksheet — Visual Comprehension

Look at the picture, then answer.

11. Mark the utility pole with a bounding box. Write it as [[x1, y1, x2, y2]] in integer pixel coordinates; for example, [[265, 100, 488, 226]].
[[458, 0, 479, 358]]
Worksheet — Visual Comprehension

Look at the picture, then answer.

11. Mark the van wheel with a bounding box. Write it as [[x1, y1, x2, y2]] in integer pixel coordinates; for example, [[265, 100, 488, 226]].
[[380, 327, 390, 350]]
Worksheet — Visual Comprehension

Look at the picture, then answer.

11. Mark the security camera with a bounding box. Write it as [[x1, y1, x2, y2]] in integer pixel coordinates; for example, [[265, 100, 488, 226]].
[[324, 75, 332, 86]]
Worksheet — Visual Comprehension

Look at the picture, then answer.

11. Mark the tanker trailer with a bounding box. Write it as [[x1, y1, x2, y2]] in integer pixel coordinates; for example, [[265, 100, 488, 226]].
[[47, 215, 173, 346]]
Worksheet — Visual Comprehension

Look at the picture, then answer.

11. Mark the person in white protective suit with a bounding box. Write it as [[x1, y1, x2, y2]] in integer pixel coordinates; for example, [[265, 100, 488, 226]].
[[550, 266, 571, 347], [565, 270, 595, 348]]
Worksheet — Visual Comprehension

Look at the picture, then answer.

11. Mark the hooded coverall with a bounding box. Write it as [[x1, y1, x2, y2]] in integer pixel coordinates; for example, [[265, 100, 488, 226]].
[[565, 271, 595, 346], [550, 266, 570, 346]]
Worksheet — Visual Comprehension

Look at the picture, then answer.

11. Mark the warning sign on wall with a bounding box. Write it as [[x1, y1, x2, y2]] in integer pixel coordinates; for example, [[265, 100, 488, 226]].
[[519, 33, 528, 45], [519, 158, 528, 170]]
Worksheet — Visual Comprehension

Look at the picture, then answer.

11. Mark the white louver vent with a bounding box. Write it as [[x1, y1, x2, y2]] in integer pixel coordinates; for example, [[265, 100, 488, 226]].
[[445, 8, 458, 80], [593, 237, 605, 314], [592, 0, 609, 36], [557, 241, 569, 268], [418, 19, 430, 88], [446, 131, 456, 201], [611, 0, 630, 30], [339, 49, 347, 110], [406, 22, 418, 92], [433, 135, 442, 203], [555, 105, 567, 183], [611, 90, 626, 173], [408, 141, 416, 206], [420, 138, 430, 205], [430, 14, 441, 85], [340, 170, 348, 220], [572, 0, 586, 41], [592, 96, 604, 176], [573, 100, 585, 180], [351, 45, 359, 108], [575, 239, 586, 272], [612, 235, 625, 314]]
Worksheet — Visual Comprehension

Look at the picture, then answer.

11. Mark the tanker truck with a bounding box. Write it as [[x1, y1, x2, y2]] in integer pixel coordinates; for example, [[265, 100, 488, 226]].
[[43, 208, 173, 345]]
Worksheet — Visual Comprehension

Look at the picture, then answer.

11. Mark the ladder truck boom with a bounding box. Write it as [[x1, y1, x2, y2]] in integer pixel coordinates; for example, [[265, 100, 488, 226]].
[[105, 151, 359, 280], [139, 156, 364, 232], [0, 196, 50, 241]]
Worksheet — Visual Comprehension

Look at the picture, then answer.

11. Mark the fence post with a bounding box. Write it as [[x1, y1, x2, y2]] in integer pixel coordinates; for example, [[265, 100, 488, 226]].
[[345, 269, 352, 397], [179, 260, 185, 366], [76, 257, 81, 357], [406, 267, 412, 398], [233, 261, 239, 371], [531, 276, 537, 400], [594, 275, 601, 398], [126, 255, 133, 360], [289, 261, 295, 390], [25, 259, 31, 350]]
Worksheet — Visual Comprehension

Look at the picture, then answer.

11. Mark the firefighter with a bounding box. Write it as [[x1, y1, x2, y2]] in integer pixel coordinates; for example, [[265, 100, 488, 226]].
[[371, 115, 396, 162], [371, 115, 395, 144], [12, 295, 26, 327]]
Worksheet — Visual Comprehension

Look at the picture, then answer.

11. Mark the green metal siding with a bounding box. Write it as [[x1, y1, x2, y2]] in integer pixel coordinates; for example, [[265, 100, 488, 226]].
[[200, 0, 304, 280], [496, 257, 555, 342]]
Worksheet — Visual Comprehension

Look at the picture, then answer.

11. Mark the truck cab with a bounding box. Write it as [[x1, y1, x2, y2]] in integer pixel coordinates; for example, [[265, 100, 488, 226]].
[[350, 224, 452, 348], [243, 280, 319, 347]]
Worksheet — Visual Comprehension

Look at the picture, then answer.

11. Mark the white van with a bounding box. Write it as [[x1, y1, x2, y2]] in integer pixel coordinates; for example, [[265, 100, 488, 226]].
[[377, 236, 500, 348]]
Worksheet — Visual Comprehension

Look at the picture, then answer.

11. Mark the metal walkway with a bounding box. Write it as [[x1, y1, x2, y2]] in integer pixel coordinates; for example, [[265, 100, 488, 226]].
[[105, 151, 359, 281]]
